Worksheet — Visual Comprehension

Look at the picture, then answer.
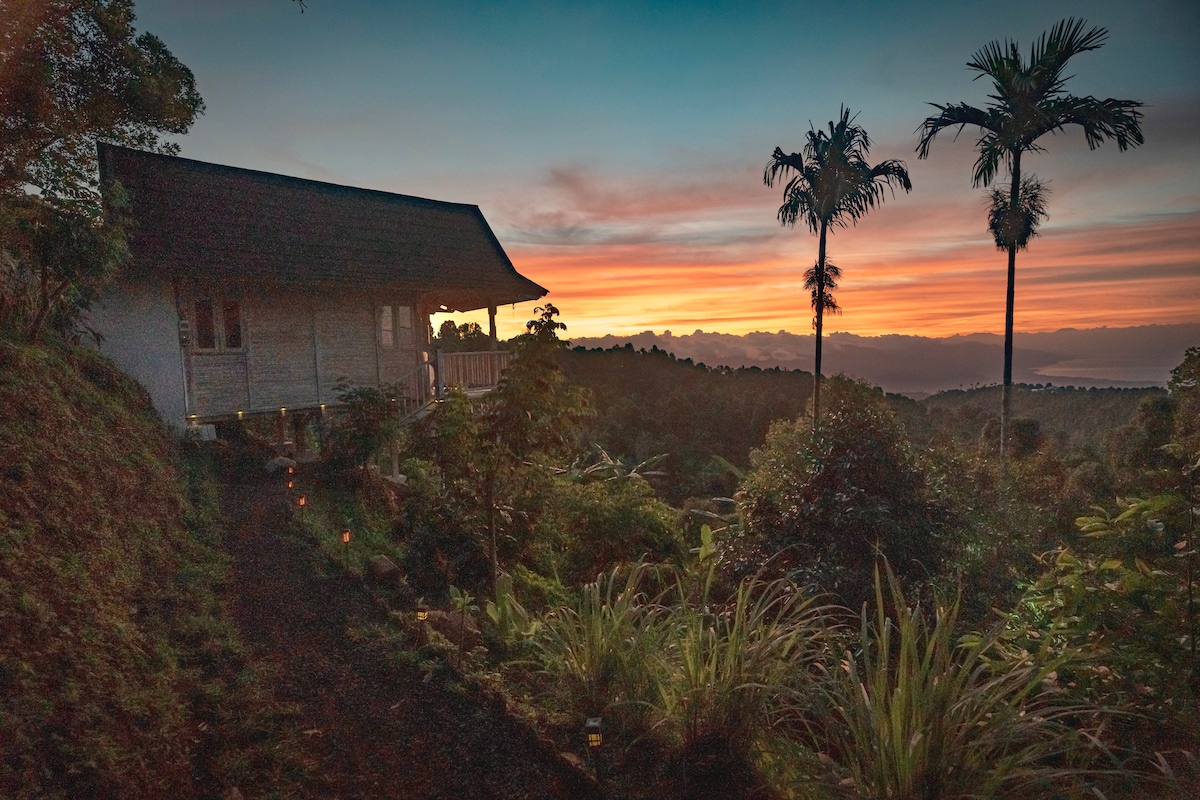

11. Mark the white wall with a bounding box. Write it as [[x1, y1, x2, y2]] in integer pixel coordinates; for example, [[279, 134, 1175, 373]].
[[88, 278, 188, 429]]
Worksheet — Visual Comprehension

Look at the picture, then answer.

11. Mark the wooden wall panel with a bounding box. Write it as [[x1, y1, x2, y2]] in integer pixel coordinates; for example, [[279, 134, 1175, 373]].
[[191, 354, 249, 416], [249, 291, 319, 409], [315, 292, 377, 402]]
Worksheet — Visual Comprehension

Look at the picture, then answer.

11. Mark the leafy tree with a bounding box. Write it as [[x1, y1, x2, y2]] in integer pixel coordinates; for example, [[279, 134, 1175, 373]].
[[1168, 346, 1200, 458], [735, 378, 949, 607], [0, 0, 203, 205], [0, 189, 129, 341], [917, 18, 1143, 459], [432, 319, 490, 352], [765, 108, 911, 429], [0, 0, 203, 341]]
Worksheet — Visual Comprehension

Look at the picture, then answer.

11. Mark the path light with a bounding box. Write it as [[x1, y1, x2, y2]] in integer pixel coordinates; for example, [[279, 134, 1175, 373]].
[[297, 494, 306, 508], [583, 717, 603, 749], [342, 529, 351, 544], [287, 465, 295, 475], [416, 603, 429, 622], [287, 479, 294, 490]]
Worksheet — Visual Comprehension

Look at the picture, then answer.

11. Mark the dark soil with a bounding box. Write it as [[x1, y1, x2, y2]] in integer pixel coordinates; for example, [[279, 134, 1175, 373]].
[[222, 481, 599, 800]]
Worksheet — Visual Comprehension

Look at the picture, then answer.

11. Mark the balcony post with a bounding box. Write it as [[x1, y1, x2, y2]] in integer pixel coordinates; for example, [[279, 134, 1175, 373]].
[[435, 349, 445, 399], [488, 304, 498, 351]]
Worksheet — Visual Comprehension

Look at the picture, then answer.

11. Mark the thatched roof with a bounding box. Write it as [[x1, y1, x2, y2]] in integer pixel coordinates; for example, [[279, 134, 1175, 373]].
[[98, 144, 546, 312]]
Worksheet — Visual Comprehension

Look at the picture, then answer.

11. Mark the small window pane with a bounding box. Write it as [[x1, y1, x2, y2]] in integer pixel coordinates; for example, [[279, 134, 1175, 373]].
[[195, 297, 216, 349], [395, 305, 412, 328], [379, 305, 394, 349], [222, 300, 243, 349]]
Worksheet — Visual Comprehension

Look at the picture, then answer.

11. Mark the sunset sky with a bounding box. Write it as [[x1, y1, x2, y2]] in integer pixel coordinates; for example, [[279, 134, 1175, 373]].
[[136, 0, 1199, 340]]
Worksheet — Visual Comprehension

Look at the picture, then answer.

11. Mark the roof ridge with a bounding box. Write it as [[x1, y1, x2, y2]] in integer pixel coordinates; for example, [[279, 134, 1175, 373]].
[[98, 142, 481, 213]]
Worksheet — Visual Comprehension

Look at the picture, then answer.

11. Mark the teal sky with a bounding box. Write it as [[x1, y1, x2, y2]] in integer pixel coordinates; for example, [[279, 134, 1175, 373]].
[[133, 0, 1200, 338]]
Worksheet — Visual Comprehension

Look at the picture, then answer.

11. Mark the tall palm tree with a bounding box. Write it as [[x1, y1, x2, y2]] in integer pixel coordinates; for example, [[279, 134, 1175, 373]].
[[916, 18, 1143, 460], [766, 108, 912, 429]]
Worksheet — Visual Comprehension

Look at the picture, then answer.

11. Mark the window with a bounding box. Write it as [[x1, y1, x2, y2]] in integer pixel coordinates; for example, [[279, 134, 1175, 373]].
[[222, 300, 243, 349], [192, 292, 245, 352], [379, 305, 394, 349], [395, 305, 412, 329], [195, 296, 217, 350]]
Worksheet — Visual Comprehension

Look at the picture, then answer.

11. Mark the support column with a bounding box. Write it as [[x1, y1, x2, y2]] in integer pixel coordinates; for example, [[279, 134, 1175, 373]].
[[488, 303, 498, 351]]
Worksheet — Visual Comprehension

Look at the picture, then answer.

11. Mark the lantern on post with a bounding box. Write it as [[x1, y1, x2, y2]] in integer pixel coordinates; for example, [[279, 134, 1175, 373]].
[[416, 603, 429, 622], [342, 529, 351, 544], [583, 717, 603, 749]]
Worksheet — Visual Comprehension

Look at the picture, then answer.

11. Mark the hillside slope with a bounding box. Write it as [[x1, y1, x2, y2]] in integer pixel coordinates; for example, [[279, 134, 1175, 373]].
[[0, 342, 268, 797], [0, 341, 597, 798]]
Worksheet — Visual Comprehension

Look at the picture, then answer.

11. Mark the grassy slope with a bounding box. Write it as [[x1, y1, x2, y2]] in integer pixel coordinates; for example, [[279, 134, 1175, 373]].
[[0, 341, 295, 799]]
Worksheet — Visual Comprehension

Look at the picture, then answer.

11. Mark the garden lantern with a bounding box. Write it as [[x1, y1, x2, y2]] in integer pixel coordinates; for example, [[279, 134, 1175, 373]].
[[297, 494, 306, 508], [584, 717, 603, 749], [342, 529, 351, 544], [416, 604, 429, 621]]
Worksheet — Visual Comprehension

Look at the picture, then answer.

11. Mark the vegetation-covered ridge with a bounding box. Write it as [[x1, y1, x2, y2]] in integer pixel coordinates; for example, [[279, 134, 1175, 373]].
[[0, 341, 296, 798]]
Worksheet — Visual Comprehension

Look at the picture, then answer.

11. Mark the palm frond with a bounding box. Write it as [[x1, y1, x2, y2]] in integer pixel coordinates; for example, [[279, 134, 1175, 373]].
[[919, 18, 1142, 185], [1027, 18, 1107, 99], [1040, 94, 1145, 151], [987, 175, 1050, 250], [915, 103, 992, 160], [803, 261, 842, 315]]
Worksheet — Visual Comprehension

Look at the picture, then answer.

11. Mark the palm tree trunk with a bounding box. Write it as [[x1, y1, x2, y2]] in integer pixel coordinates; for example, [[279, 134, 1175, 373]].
[[1000, 152, 1022, 463], [812, 221, 828, 432]]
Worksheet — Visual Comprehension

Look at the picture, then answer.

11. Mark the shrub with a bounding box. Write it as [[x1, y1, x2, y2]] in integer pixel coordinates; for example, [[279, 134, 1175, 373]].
[[805, 567, 1116, 800], [737, 378, 950, 606]]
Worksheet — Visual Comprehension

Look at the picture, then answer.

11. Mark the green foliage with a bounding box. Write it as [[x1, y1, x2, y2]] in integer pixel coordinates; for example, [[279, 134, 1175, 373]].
[[0, 0, 204, 204], [532, 476, 684, 585], [0, 188, 131, 342], [325, 378, 405, 471], [1, 0, 203, 342], [737, 378, 950, 606], [1012, 495, 1198, 711], [808, 566, 1114, 800], [529, 562, 665, 718], [651, 570, 836, 793], [1168, 346, 1200, 457]]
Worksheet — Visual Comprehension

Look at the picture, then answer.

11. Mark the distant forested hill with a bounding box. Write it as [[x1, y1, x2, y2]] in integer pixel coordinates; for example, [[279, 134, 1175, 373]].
[[560, 344, 1163, 502], [571, 323, 1198, 396], [560, 345, 812, 501]]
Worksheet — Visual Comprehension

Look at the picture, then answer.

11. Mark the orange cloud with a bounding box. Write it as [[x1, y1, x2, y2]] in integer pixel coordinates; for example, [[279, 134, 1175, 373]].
[[447, 163, 1200, 341]]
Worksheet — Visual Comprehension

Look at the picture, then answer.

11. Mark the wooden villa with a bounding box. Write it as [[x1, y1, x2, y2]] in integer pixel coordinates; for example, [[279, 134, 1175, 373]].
[[89, 144, 546, 433]]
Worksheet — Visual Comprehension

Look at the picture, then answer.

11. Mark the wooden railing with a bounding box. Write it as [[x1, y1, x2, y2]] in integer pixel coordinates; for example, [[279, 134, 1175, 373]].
[[392, 350, 513, 419], [435, 350, 513, 395]]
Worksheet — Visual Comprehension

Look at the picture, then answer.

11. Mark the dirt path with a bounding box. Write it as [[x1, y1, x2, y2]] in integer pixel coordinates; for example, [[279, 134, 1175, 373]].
[[222, 481, 599, 800]]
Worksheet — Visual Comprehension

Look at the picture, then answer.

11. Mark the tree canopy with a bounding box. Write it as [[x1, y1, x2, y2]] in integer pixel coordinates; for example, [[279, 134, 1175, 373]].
[[1, 0, 204, 206]]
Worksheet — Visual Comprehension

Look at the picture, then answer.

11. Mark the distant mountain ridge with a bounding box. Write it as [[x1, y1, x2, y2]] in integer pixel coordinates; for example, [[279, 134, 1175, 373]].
[[570, 323, 1199, 397]]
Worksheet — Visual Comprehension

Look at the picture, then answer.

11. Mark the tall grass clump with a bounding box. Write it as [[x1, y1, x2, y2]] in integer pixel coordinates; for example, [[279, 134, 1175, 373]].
[[653, 570, 839, 796], [530, 562, 668, 723], [808, 566, 1118, 799]]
